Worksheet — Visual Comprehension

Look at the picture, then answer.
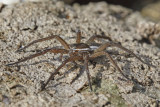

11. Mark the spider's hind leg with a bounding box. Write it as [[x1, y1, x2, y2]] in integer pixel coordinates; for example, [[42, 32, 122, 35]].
[[89, 59, 97, 69], [6, 48, 69, 66], [95, 42, 154, 67]]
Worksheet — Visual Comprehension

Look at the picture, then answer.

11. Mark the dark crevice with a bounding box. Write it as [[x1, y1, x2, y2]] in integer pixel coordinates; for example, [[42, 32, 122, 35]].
[[0, 4, 6, 13], [68, 0, 159, 11], [135, 38, 151, 45], [71, 0, 137, 8], [102, 101, 111, 107]]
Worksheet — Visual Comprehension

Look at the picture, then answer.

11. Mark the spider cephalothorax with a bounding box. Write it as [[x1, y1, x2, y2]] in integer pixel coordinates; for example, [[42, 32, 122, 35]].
[[7, 31, 152, 91]]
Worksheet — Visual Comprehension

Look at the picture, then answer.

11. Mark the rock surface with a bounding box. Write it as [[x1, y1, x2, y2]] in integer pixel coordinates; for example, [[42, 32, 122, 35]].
[[0, 1, 160, 107]]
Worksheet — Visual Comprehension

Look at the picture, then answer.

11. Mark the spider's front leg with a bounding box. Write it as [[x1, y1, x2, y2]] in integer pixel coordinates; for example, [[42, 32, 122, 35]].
[[76, 30, 82, 44], [83, 53, 93, 91], [16, 35, 70, 52]]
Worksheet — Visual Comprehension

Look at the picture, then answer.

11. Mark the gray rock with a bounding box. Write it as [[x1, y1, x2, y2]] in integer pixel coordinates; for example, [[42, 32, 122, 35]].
[[0, 1, 159, 107]]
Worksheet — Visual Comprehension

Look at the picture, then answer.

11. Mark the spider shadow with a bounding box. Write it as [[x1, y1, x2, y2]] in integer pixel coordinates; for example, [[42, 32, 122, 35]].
[[12, 49, 154, 92], [92, 71, 102, 91], [115, 56, 155, 95], [55, 63, 82, 82], [56, 63, 87, 85], [90, 50, 154, 92], [57, 62, 104, 92], [54, 61, 103, 91]]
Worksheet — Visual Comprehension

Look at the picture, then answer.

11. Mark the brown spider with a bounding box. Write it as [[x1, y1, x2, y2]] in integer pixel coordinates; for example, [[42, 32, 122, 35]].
[[7, 31, 152, 91]]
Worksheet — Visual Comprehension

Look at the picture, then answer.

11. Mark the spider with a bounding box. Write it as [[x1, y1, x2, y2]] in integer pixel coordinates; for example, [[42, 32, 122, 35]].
[[7, 31, 151, 91]]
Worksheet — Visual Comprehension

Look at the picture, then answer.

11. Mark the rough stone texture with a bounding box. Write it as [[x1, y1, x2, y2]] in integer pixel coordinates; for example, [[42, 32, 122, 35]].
[[0, 1, 160, 107], [141, 0, 160, 22], [0, 0, 42, 4]]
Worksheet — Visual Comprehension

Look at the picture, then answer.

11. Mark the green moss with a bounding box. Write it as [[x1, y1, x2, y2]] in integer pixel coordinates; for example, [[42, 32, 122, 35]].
[[84, 78, 127, 107]]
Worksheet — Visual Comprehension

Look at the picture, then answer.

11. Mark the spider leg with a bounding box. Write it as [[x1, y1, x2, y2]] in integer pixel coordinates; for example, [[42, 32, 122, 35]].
[[6, 48, 69, 66], [41, 56, 83, 91], [104, 51, 128, 78], [17, 35, 70, 52], [83, 54, 92, 91], [94, 42, 153, 67], [86, 35, 112, 44], [76, 30, 81, 44], [90, 51, 127, 78]]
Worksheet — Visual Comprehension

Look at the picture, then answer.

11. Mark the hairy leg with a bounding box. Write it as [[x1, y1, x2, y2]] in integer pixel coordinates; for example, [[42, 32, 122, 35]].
[[6, 48, 69, 66], [94, 42, 153, 67], [76, 30, 82, 44], [41, 56, 83, 91], [17, 35, 70, 52], [83, 53, 92, 91]]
